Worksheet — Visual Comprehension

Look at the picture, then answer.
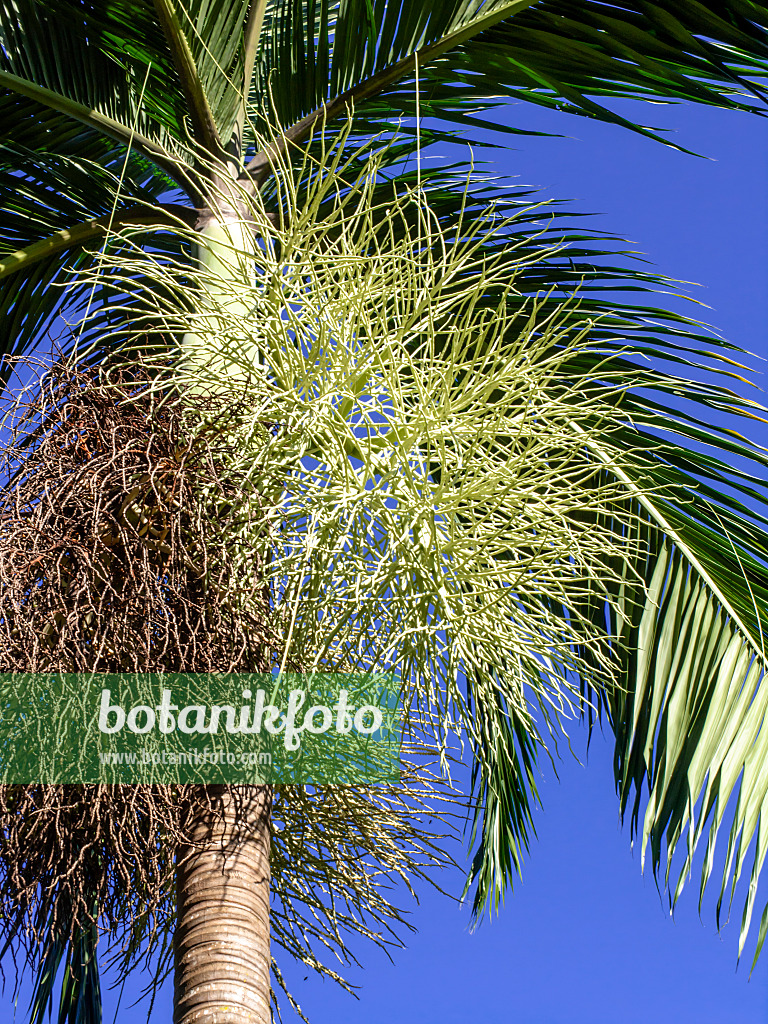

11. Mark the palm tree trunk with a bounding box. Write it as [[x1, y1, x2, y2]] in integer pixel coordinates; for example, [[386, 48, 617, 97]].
[[173, 199, 270, 1023], [173, 785, 272, 1024]]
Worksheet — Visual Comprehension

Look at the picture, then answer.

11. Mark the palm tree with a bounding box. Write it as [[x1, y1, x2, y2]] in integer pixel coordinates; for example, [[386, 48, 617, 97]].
[[2, 2, 768, 1022]]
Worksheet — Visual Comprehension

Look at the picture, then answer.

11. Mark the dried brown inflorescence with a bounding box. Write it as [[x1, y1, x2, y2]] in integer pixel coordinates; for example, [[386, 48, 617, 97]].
[[0, 360, 275, 979], [0, 360, 273, 676]]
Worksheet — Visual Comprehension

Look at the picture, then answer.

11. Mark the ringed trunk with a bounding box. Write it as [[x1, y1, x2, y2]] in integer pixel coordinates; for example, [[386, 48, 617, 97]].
[[173, 785, 272, 1024]]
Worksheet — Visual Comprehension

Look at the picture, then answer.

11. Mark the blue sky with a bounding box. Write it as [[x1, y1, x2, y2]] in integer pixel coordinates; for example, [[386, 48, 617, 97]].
[[11, 96, 768, 1024]]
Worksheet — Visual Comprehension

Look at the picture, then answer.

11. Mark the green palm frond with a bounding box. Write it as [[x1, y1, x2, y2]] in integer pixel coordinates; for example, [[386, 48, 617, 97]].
[[0, 127, 195, 362], [593, 401, 768, 965], [246, 0, 768, 173], [152, 0, 267, 153], [464, 704, 542, 918], [246, 0, 558, 174], [249, 0, 536, 135], [29, 921, 101, 1024], [447, 0, 768, 142], [5, 1, 768, 200], [0, 0, 197, 183]]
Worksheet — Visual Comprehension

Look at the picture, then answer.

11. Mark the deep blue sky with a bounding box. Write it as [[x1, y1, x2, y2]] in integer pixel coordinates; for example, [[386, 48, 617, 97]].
[[11, 97, 768, 1024]]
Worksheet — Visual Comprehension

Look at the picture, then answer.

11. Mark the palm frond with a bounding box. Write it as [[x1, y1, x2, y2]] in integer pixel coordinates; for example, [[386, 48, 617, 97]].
[[152, 0, 264, 154], [0, 0, 197, 181], [463, 704, 542, 919], [245, 0, 768, 179], [584, 380, 768, 965], [245, 0, 541, 175], [28, 922, 101, 1024], [0, 126, 195, 367], [448, 0, 768, 144]]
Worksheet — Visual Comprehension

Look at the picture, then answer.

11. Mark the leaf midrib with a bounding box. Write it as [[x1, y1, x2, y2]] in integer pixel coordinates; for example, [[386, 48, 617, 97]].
[[243, 0, 541, 185]]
